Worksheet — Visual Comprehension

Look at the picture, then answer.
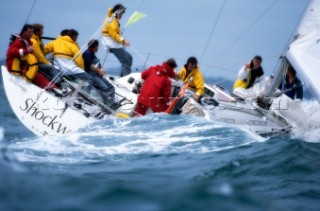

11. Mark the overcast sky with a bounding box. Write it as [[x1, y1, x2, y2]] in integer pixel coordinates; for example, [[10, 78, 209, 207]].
[[0, 0, 308, 81]]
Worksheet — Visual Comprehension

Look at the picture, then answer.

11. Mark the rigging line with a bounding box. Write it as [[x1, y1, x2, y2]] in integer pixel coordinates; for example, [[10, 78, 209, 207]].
[[210, 78, 231, 86], [201, 62, 238, 75], [211, 55, 279, 66], [272, 1, 310, 75], [124, 0, 134, 7], [203, 54, 280, 75], [45, 25, 118, 111], [42, 23, 104, 94], [200, 0, 227, 64], [125, 0, 146, 11], [25, 0, 37, 24], [136, 0, 146, 11], [27, 5, 108, 105], [128, 45, 152, 67], [213, 0, 279, 65]]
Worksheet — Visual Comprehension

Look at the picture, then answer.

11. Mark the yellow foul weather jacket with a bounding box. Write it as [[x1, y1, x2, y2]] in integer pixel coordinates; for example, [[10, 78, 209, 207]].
[[176, 66, 205, 96], [102, 8, 126, 45], [31, 34, 50, 64], [44, 35, 84, 69]]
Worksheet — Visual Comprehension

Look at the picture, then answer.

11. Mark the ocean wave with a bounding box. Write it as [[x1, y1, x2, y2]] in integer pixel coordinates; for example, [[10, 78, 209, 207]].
[[6, 114, 263, 164]]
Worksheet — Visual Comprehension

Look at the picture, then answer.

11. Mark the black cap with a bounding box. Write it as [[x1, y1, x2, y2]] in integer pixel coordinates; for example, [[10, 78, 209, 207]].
[[166, 58, 177, 69]]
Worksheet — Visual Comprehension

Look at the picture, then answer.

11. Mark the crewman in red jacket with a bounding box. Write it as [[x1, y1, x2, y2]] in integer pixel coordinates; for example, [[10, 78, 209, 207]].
[[134, 58, 177, 116], [6, 24, 58, 91]]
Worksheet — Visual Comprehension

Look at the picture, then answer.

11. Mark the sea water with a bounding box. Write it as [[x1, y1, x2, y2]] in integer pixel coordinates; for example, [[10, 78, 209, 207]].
[[1, 74, 320, 211]]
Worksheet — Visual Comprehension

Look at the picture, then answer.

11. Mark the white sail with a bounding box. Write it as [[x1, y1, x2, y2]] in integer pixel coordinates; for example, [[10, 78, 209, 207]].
[[286, 0, 320, 103]]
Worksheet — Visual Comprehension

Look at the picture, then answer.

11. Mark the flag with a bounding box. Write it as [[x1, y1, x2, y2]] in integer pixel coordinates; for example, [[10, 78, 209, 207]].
[[125, 11, 147, 28]]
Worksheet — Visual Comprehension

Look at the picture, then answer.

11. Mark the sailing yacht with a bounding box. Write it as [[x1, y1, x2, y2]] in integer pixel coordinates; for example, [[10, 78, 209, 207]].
[[1, 0, 318, 137]]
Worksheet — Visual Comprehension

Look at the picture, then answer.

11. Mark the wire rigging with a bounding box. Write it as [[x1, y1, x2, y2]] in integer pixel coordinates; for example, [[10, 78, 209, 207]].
[[199, 0, 279, 80], [270, 1, 310, 74], [200, 0, 227, 64], [213, 0, 279, 65], [136, 0, 146, 11], [25, 0, 37, 24]]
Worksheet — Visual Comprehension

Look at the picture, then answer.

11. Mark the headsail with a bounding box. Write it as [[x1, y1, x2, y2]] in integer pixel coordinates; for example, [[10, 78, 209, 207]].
[[286, 0, 320, 103]]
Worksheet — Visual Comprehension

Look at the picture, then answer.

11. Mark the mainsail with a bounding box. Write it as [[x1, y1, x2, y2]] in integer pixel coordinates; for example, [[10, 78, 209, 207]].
[[286, 0, 320, 103]]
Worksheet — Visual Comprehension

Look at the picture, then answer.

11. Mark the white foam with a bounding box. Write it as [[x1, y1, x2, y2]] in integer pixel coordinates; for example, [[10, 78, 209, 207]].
[[290, 100, 320, 142], [7, 114, 270, 164], [0, 127, 4, 141]]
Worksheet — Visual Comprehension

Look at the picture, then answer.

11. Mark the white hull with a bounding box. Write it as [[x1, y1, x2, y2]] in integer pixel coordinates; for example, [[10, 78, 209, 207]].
[[1, 66, 93, 136], [112, 73, 292, 137]]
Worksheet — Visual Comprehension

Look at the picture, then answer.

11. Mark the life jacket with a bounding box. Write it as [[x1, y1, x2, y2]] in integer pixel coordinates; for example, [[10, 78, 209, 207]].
[[10, 34, 39, 81], [102, 8, 115, 36], [233, 63, 264, 90], [101, 8, 125, 45], [233, 78, 249, 90]]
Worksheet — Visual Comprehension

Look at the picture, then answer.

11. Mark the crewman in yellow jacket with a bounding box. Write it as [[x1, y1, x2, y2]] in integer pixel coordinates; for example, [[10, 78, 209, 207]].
[[31, 23, 62, 84], [101, 3, 132, 77], [176, 57, 205, 102], [44, 29, 95, 92], [44, 29, 116, 107], [44, 29, 85, 74]]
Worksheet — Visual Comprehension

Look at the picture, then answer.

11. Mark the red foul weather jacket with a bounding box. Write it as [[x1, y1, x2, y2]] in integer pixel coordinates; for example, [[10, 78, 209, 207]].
[[6, 35, 32, 71], [6, 35, 56, 89], [137, 62, 175, 112]]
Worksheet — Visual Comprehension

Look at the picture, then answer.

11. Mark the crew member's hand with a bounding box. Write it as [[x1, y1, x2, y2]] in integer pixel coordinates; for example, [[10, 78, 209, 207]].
[[245, 63, 250, 70], [124, 40, 130, 46], [194, 94, 200, 102], [97, 69, 105, 77], [26, 46, 34, 53]]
